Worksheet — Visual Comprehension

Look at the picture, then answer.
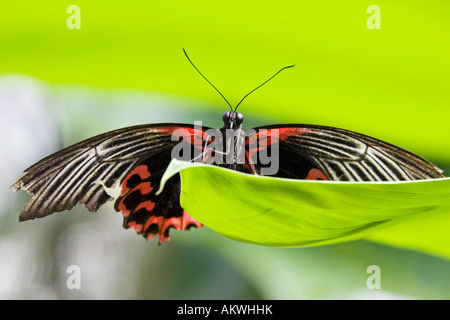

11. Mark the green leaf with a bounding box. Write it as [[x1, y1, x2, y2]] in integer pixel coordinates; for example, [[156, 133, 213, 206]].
[[161, 159, 450, 259]]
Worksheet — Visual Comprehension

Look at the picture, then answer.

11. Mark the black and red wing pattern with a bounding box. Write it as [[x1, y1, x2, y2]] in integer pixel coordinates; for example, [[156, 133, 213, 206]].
[[242, 126, 329, 179], [246, 124, 444, 181], [116, 147, 202, 243], [13, 120, 444, 244], [12, 123, 210, 243]]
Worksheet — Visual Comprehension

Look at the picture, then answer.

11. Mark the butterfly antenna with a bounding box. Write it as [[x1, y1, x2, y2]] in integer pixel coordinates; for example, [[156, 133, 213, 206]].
[[183, 48, 233, 111], [234, 64, 295, 112]]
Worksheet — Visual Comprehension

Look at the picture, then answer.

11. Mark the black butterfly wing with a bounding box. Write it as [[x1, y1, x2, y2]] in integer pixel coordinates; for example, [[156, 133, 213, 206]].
[[12, 123, 210, 242], [246, 124, 444, 181]]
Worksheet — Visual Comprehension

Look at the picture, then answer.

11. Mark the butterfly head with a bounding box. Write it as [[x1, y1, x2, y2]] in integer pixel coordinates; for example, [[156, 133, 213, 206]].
[[222, 111, 244, 129], [182, 49, 294, 128]]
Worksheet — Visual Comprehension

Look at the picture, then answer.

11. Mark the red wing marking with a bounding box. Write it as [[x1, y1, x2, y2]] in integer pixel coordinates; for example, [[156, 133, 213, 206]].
[[278, 128, 312, 141], [127, 221, 143, 232], [247, 129, 278, 147], [305, 168, 328, 180], [143, 216, 168, 239], [135, 200, 156, 212], [181, 210, 202, 230], [118, 157, 202, 243], [245, 128, 326, 179], [247, 128, 311, 147], [157, 127, 209, 149], [121, 164, 151, 194], [119, 203, 131, 217], [144, 211, 202, 243], [131, 182, 153, 195], [246, 130, 278, 165], [118, 182, 153, 216]]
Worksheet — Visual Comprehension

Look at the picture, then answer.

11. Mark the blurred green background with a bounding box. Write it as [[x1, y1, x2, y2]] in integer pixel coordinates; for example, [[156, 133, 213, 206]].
[[1, 1, 449, 299]]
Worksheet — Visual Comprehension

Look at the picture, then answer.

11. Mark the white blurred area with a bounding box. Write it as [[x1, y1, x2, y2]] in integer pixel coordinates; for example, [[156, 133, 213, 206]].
[[0, 75, 448, 300], [0, 75, 59, 211], [0, 75, 57, 298]]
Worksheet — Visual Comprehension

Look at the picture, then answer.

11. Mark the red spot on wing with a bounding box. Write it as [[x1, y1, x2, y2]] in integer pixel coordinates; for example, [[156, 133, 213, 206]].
[[181, 210, 202, 230], [143, 216, 165, 236], [118, 182, 153, 217], [127, 221, 143, 232], [278, 128, 312, 141], [247, 129, 280, 147], [135, 200, 155, 212], [118, 201, 130, 217], [121, 164, 151, 194], [247, 128, 311, 146], [305, 168, 328, 180], [131, 182, 153, 195], [246, 130, 279, 165], [143, 211, 202, 243]]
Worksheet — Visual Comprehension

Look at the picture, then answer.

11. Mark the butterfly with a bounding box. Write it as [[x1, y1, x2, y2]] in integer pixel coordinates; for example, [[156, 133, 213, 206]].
[[12, 50, 444, 244]]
